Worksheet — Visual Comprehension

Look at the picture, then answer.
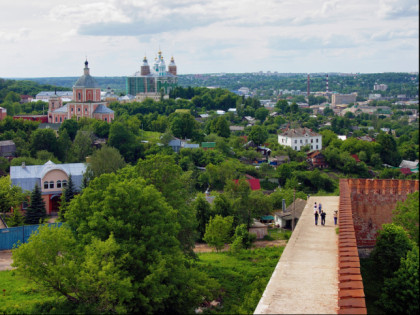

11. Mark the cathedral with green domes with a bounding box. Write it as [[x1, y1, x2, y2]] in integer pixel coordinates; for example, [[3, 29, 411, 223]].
[[125, 50, 178, 100]]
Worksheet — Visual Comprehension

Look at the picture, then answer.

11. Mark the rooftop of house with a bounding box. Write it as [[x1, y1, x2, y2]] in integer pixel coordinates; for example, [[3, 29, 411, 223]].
[[279, 127, 320, 138]]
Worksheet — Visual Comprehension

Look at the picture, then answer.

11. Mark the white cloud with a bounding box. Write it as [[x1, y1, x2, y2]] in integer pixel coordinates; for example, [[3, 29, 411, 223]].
[[378, 0, 419, 19]]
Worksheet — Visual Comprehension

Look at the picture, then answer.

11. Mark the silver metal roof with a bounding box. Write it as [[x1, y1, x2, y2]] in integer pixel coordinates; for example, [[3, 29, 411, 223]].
[[10, 161, 86, 192], [93, 104, 114, 114]]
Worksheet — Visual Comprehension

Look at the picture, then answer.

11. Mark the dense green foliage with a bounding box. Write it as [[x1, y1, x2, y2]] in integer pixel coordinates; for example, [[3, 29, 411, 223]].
[[392, 191, 419, 244], [203, 215, 234, 252], [362, 193, 420, 314], [196, 247, 284, 314], [13, 172, 219, 313]]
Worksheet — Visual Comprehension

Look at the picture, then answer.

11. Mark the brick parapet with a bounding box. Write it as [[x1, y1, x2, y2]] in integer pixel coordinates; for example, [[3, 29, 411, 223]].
[[348, 179, 419, 248], [337, 178, 419, 314], [337, 179, 367, 314]]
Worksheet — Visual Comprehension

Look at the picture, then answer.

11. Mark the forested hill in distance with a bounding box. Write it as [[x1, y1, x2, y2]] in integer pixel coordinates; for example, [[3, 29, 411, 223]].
[[6, 72, 419, 98]]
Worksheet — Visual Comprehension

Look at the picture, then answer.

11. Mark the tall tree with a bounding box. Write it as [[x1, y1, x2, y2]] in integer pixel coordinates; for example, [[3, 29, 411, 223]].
[[59, 175, 76, 221], [203, 215, 233, 252], [85, 145, 126, 181], [194, 194, 212, 241], [248, 125, 268, 146], [25, 184, 46, 224], [393, 192, 419, 245]]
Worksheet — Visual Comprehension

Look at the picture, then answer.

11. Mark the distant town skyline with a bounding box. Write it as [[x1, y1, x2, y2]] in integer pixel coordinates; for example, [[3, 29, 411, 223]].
[[0, 0, 418, 77]]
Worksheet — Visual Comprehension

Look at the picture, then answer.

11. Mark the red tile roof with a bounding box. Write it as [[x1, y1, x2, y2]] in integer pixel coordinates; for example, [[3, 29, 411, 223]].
[[233, 178, 261, 190]]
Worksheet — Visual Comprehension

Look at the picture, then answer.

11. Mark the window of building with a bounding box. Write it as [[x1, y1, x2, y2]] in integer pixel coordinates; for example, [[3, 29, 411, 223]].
[[71, 107, 74, 112], [62, 180, 67, 188], [44, 181, 49, 189], [78, 93, 81, 100], [311, 145, 313, 149], [305, 139, 308, 143], [300, 140, 302, 144], [57, 180, 62, 188], [294, 140, 297, 144], [105, 117, 107, 122], [311, 139, 313, 143], [78, 108, 81, 112], [316, 139, 319, 143], [60, 117, 62, 122], [85, 108, 88, 113], [49, 181, 54, 189], [316, 145, 318, 149], [295, 146, 297, 150]]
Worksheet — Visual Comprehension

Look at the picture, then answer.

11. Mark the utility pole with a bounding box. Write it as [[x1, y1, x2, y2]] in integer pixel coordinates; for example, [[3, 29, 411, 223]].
[[292, 187, 296, 231], [292, 182, 301, 231]]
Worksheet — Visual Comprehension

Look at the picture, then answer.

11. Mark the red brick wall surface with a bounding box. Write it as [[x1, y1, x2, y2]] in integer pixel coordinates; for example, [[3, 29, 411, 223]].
[[348, 179, 419, 248]]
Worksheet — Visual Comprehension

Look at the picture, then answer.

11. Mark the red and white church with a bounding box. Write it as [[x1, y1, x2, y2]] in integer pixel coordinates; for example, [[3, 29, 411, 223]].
[[48, 60, 114, 123]]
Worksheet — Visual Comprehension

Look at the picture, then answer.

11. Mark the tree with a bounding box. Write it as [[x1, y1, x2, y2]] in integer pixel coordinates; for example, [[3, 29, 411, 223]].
[[86, 145, 126, 180], [377, 133, 401, 166], [378, 246, 419, 315], [213, 116, 230, 138], [170, 113, 200, 140], [255, 107, 269, 122], [0, 175, 26, 214], [62, 173, 218, 313], [25, 184, 46, 224], [248, 125, 268, 146], [108, 122, 143, 163], [370, 224, 415, 280], [212, 193, 233, 217], [203, 215, 234, 252], [393, 192, 419, 245], [57, 129, 72, 162], [230, 224, 256, 252], [30, 128, 58, 157], [135, 155, 196, 254], [12, 225, 133, 313], [59, 175, 76, 221], [194, 194, 212, 241], [59, 119, 78, 141], [70, 130, 94, 162]]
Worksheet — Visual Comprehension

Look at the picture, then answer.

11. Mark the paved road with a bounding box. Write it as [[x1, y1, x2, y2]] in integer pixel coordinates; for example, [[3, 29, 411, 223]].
[[254, 196, 340, 314]]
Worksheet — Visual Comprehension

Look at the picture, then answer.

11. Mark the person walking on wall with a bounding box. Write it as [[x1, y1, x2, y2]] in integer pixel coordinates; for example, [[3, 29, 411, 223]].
[[318, 203, 322, 215], [334, 210, 338, 225], [321, 210, 326, 226], [313, 202, 317, 214], [314, 211, 319, 225]]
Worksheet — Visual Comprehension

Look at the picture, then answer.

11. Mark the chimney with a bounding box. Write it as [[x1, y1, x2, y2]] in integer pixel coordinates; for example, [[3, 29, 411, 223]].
[[21, 162, 26, 168], [282, 199, 286, 212]]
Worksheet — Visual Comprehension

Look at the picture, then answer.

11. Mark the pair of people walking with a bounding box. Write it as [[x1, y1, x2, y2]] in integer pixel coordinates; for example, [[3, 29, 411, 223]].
[[314, 202, 326, 225]]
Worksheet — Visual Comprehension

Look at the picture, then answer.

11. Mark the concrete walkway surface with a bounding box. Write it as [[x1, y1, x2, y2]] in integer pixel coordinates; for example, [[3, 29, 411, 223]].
[[255, 196, 340, 314]]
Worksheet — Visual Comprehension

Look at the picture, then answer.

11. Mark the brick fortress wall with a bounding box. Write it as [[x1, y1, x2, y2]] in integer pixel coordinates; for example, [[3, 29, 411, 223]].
[[347, 179, 419, 255]]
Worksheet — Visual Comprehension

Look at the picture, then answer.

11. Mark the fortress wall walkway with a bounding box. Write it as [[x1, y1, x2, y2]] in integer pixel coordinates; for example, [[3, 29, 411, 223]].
[[255, 196, 340, 314]]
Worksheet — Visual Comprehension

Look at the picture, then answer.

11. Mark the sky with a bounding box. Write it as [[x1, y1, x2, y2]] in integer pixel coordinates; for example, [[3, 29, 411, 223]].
[[0, 0, 418, 77]]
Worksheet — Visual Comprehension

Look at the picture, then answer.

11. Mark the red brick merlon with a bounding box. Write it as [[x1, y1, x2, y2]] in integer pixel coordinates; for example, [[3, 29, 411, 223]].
[[337, 179, 367, 314]]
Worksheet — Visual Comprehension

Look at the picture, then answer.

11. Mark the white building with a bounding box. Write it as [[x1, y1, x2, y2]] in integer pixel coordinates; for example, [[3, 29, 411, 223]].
[[278, 127, 322, 151]]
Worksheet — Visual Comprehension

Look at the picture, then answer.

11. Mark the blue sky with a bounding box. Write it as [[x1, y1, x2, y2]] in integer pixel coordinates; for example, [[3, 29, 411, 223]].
[[0, 0, 418, 77]]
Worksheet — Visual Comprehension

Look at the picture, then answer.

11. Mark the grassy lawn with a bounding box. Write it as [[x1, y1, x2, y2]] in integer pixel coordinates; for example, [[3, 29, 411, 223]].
[[0, 270, 59, 314], [196, 246, 284, 314], [267, 228, 291, 240], [141, 130, 162, 143]]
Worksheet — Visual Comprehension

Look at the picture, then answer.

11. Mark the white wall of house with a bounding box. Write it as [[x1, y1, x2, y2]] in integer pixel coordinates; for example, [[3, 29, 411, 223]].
[[278, 134, 322, 151]]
